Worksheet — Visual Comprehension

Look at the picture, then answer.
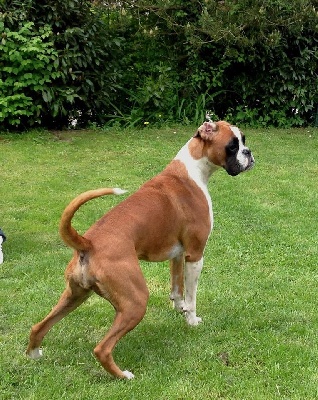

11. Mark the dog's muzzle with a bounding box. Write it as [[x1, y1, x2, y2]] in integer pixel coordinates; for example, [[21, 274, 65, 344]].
[[225, 148, 255, 176], [243, 149, 255, 172]]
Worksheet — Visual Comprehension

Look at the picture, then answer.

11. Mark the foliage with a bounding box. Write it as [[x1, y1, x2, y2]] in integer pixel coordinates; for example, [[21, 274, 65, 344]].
[[0, 0, 317, 129], [117, 0, 318, 127], [0, 21, 60, 127], [0, 0, 123, 129]]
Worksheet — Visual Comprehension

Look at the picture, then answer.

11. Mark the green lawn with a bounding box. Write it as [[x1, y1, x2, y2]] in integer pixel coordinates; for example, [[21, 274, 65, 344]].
[[1, 125, 317, 399]]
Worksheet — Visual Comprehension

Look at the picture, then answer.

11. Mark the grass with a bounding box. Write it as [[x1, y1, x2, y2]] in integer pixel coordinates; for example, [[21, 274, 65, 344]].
[[0, 124, 318, 399]]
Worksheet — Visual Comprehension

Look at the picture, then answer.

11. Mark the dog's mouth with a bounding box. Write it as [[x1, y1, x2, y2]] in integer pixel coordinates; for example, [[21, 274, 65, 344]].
[[244, 156, 255, 172], [225, 154, 255, 176]]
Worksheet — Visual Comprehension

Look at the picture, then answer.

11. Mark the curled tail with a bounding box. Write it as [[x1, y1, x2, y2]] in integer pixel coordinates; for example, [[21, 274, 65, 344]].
[[59, 188, 127, 252]]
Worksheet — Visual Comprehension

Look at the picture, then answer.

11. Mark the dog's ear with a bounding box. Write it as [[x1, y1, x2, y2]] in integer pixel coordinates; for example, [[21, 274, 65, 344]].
[[194, 121, 219, 141]]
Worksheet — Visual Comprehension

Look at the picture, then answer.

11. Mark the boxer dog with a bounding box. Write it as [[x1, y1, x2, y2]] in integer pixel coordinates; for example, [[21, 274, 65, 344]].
[[26, 121, 254, 379]]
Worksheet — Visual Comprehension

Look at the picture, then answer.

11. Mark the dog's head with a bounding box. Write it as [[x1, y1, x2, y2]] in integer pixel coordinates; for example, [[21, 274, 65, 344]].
[[194, 121, 255, 176]]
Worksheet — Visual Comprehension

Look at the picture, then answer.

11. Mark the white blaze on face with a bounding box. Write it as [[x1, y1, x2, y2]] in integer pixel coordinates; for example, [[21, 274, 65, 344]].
[[230, 126, 250, 169]]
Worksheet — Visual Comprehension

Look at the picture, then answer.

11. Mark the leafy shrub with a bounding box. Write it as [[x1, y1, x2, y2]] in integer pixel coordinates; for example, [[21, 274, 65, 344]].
[[176, 0, 318, 127], [0, 21, 60, 128], [1, 0, 124, 129], [99, 0, 317, 128], [0, 0, 317, 129]]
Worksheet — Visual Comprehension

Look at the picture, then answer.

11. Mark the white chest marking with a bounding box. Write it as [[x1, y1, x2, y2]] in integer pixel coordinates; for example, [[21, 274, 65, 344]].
[[174, 141, 215, 231]]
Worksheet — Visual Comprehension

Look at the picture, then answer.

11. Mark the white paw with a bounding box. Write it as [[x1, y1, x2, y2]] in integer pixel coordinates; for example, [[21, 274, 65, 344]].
[[27, 348, 43, 359], [122, 370, 135, 379], [186, 313, 202, 326]]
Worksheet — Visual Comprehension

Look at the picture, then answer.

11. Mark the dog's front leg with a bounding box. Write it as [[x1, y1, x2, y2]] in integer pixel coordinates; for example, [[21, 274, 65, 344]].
[[184, 258, 203, 326], [169, 256, 185, 312]]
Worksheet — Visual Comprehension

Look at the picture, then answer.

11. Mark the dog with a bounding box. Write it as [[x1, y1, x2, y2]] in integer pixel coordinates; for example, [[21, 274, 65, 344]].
[[26, 120, 255, 379], [0, 228, 6, 264]]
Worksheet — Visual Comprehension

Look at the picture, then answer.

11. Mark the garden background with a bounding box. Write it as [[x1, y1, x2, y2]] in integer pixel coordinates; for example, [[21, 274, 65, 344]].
[[0, 0, 317, 130], [1, 2, 318, 398]]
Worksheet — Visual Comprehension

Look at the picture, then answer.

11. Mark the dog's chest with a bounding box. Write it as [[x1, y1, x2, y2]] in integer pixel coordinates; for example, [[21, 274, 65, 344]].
[[174, 147, 214, 232]]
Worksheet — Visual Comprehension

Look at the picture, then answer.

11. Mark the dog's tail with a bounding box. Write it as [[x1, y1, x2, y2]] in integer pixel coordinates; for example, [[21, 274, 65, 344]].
[[59, 188, 127, 252]]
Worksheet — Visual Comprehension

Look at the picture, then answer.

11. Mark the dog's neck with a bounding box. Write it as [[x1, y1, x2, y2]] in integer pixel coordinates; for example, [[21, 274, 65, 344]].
[[174, 139, 218, 186]]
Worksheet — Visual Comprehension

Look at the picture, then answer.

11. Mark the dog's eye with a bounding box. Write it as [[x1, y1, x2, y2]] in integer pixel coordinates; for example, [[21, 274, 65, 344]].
[[242, 135, 246, 145], [227, 139, 238, 153]]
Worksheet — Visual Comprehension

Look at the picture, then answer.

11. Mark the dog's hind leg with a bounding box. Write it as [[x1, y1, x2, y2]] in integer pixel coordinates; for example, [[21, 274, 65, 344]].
[[169, 255, 185, 312], [26, 279, 91, 359], [93, 266, 149, 379]]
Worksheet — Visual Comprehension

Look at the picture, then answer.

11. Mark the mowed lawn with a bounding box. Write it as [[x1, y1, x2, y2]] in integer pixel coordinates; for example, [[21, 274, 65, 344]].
[[0, 125, 317, 399]]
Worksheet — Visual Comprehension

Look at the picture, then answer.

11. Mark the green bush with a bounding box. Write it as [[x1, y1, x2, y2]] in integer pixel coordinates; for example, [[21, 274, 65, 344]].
[[0, 0, 317, 129], [1, 0, 123, 129], [148, 0, 318, 127], [0, 21, 60, 127]]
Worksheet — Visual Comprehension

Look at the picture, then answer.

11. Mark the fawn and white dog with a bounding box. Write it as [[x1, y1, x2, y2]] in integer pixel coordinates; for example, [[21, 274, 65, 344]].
[[26, 121, 255, 379]]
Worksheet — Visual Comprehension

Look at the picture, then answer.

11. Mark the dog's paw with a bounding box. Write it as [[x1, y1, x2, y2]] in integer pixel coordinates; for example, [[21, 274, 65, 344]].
[[27, 347, 43, 359], [185, 313, 203, 326], [122, 370, 135, 379]]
